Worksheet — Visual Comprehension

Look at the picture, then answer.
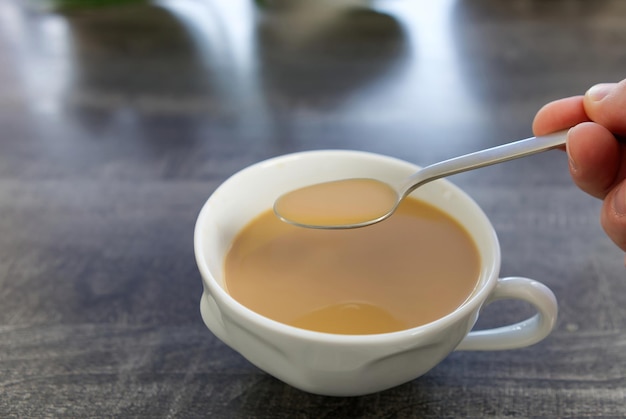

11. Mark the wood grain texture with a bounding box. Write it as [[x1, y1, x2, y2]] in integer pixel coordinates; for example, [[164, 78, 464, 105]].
[[0, 0, 625, 417]]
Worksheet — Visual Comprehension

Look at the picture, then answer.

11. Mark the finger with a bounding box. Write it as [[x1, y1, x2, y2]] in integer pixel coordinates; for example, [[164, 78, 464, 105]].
[[601, 179, 626, 253], [532, 96, 589, 136], [584, 79, 626, 136], [566, 122, 624, 199]]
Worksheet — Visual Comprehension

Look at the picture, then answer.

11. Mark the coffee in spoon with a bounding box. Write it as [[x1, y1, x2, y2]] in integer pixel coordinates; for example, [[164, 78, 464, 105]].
[[274, 130, 568, 229]]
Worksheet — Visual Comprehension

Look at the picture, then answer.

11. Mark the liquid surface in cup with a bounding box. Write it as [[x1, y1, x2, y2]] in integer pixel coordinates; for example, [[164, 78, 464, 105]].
[[224, 197, 481, 334], [274, 178, 398, 227]]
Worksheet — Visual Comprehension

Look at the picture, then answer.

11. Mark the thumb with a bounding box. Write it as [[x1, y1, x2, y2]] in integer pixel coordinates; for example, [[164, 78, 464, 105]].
[[601, 178, 626, 254], [584, 79, 626, 136]]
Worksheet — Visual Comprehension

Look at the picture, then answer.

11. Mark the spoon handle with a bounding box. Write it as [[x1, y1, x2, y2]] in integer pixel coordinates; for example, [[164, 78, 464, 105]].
[[402, 130, 568, 197]]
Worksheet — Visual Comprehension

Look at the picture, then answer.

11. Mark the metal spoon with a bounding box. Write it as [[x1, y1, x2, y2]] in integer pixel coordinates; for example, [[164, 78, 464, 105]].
[[274, 130, 568, 229]]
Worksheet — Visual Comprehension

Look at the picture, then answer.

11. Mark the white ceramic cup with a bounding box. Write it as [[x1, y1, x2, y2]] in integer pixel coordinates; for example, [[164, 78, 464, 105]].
[[194, 150, 558, 396]]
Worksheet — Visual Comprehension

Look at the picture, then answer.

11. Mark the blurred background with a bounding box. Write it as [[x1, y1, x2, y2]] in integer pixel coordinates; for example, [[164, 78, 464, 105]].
[[1, 0, 626, 417], [5, 0, 623, 176]]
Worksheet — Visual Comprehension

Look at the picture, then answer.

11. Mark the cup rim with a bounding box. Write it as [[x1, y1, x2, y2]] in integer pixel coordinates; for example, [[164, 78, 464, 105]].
[[194, 149, 501, 345]]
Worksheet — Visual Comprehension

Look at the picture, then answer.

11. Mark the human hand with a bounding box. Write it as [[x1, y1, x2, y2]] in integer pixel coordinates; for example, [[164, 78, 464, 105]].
[[533, 79, 626, 260]]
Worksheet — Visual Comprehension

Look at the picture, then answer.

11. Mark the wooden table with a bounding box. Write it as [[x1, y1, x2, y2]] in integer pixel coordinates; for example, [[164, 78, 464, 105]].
[[1, 0, 625, 417]]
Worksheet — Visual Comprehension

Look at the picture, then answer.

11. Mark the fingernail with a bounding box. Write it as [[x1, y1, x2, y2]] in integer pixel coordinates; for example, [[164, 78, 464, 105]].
[[565, 129, 578, 172], [613, 183, 626, 216], [567, 154, 578, 173], [586, 83, 615, 102]]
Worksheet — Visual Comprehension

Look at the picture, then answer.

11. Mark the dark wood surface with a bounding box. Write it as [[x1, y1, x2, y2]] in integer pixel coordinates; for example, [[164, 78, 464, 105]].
[[1, 0, 625, 417]]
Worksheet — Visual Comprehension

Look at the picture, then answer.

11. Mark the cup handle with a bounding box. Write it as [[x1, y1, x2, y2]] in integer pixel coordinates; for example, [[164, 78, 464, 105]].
[[456, 276, 558, 351]]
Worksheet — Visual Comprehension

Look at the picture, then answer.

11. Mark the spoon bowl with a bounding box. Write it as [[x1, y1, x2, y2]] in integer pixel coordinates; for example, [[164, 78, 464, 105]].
[[274, 130, 568, 229]]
